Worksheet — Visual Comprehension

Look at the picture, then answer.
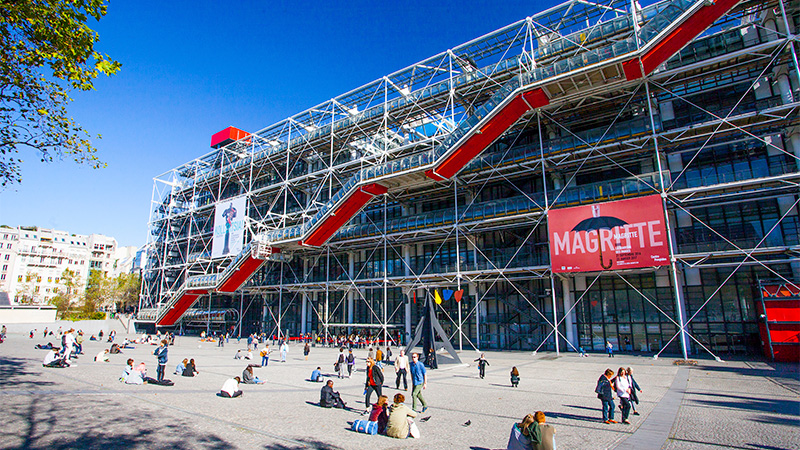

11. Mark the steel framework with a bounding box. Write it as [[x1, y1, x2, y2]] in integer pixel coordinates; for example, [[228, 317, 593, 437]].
[[140, 0, 800, 359]]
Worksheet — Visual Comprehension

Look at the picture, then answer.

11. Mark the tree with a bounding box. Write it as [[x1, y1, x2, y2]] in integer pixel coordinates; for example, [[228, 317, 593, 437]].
[[15, 270, 37, 303], [51, 268, 83, 316], [1, 0, 121, 186], [84, 268, 112, 312], [113, 272, 140, 311]]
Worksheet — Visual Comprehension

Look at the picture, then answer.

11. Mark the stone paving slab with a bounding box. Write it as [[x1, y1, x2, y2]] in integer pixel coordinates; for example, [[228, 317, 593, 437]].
[[0, 331, 796, 449]]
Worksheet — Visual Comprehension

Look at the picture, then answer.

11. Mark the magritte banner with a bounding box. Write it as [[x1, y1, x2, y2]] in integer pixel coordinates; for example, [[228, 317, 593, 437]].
[[211, 195, 247, 259], [549, 194, 670, 273]]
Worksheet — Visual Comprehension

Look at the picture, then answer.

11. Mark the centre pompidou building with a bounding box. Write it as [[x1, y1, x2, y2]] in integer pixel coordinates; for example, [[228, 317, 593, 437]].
[[138, 0, 800, 361]]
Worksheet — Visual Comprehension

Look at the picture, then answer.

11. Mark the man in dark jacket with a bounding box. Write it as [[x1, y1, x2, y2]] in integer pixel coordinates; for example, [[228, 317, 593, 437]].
[[364, 357, 384, 408], [154, 340, 169, 381], [595, 368, 616, 423], [320, 380, 345, 408]]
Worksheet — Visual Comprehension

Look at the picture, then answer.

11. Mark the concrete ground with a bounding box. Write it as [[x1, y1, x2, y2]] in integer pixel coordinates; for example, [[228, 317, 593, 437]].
[[0, 331, 797, 449]]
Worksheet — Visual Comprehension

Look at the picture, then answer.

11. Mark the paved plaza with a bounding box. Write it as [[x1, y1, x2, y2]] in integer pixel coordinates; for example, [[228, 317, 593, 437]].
[[0, 331, 797, 449]]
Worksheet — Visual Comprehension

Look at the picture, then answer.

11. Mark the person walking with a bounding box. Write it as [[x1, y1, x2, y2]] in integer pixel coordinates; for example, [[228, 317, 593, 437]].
[[304, 342, 310, 360], [474, 353, 490, 379], [595, 368, 616, 424], [394, 349, 409, 390], [280, 341, 288, 362], [614, 367, 632, 424], [154, 339, 169, 381], [626, 367, 642, 415], [336, 349, 346, 379], [364, 357, 384, 409], [409, 352, 428, 413], [606, 340, 614, 358], [346, 349, 356, 378]]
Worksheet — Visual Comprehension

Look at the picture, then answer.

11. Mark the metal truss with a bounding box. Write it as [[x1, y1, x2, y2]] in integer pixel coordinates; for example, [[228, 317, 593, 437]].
[[141, 0, 799, 360]]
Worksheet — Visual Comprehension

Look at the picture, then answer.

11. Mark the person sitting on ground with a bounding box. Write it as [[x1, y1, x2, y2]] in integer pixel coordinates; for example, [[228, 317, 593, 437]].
[[182, 358, 199, 377], [310, 367, 323, 382], [43, 347, 67, 367], [175, 358, 188, 375], [121, 359, 143, 385], [234, 349, 245, 360], [510, 366, 520, 387], [135, 362, 148, 379], [386, 393, 419, 439], [35, 342, 54, 350], [89, 335, 97, 341], [533, 411, 556, 450], [121, 338, 133, 348], [220, 376, 242, 397], [241, 365, 265, 384], [319, 380, 346, 408], [507, 413, 540, 450], [246, 349, 253, 360], [369, 395, 390, 435], [109, 343, 122, 354], [95, 349, 110, 363]]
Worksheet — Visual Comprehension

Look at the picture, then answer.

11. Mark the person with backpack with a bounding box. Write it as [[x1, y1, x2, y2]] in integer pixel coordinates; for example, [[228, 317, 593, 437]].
[[346, 349, 356, 378], [336, 349, 346, 378], [595, 368, 616, 423]]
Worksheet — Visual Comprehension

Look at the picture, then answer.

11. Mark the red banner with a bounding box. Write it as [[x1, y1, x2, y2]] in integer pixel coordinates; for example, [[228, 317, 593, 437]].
[[549, 195, 670, 273]]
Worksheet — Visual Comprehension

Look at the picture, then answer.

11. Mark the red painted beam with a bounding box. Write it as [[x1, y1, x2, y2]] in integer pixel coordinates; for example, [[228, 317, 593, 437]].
[[361, 183, 388, 196], [303, 190, 373, 246], [157, 293, 200, 326], [623, 0, 740, 80], [762, 300, 800, 322], [301, 183, 388, 247], [218, 257, 267, 293], [429, 89, 549, 180]]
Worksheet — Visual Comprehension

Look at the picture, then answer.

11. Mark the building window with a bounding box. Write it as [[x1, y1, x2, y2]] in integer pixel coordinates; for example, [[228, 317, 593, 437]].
[[5, 243, 10, 249], [2, 265, 6, 271], [3, 255, 8, 260], [1, 274, 5, 280], [17, 275, 22, 282]]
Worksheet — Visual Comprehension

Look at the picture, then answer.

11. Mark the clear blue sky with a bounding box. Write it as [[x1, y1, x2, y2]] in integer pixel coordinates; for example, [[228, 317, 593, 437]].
[[0, 0, 559, 247]]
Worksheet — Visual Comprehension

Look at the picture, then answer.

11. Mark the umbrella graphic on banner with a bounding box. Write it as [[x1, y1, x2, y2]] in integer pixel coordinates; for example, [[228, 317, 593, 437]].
[[571, 206, 626, 270], [434, 290, 443, 305], [454, 289, 464, 302]]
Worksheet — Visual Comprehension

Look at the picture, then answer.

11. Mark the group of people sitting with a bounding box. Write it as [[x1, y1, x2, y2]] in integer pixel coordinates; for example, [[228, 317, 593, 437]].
[[217, 364, 266, 397], [174, 358, 199, 377], [507, 411, 556, 450], [317, 381, 421, 439], [120, 358, 149, 384]]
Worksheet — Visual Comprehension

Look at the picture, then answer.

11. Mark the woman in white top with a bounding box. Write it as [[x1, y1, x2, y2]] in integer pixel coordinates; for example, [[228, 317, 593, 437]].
[[220, 376, 242, 397], [614, 367, 632, 424]]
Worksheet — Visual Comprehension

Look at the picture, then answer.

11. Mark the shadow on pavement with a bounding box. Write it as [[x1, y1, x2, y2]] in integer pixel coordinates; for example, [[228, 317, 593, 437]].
[[0, 356, 55, 391], [6, 395, 236, 450], [688, 392, 799, 419], [263, 439, 344, 449]]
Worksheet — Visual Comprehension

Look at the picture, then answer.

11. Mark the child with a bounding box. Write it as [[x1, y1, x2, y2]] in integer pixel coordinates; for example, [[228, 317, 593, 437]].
[[474, 353, 490, 379], [510, 366, 520, 387]]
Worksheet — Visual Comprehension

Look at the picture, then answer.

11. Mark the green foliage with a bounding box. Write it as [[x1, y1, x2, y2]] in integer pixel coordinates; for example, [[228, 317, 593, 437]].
[[49, 293, 71, 317], [0, 0, 121, 186], [63, 310, 106, 321]]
